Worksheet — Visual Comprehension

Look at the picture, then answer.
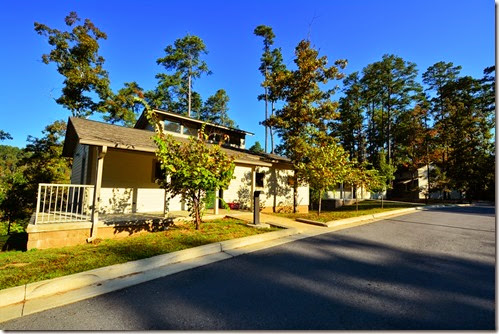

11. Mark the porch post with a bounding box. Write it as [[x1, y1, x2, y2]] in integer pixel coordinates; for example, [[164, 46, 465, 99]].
[[213, 188, 219, 215], [88, 146, 107, 242]]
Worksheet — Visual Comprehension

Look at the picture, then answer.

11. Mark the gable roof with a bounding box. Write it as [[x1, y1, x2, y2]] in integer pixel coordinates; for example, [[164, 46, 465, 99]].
[[134, 109, 254, 136], [62, 117, 290, 167]]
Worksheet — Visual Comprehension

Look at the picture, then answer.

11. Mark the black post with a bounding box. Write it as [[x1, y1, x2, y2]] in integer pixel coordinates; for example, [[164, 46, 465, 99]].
[[253, 191, 261, 225]]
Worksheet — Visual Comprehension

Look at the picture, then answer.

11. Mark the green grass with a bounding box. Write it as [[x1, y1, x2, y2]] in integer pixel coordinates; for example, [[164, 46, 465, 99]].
[[0, 218, 280, 290], [272, 200, 422, 223]]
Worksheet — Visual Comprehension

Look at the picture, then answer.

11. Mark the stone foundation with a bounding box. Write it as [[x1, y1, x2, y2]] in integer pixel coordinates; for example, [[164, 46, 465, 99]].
[[26, 218, 173, 250]]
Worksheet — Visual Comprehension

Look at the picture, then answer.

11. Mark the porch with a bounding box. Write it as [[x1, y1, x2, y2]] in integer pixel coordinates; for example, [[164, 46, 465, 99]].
[[28, 183, 252, 249]]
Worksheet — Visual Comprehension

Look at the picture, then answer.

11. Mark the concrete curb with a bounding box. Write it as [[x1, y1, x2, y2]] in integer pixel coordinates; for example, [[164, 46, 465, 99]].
[[0, 203, 464, 323], [0, 227, 299, 323]]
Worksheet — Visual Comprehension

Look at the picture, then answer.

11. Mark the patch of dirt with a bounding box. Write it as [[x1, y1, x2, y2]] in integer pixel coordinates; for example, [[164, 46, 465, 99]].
[[0, 262, 30, 270]]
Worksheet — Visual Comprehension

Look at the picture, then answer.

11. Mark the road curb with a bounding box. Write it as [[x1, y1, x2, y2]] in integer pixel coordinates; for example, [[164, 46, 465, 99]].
[[0, 204, 461, 323], [0, 226, 299, 323]]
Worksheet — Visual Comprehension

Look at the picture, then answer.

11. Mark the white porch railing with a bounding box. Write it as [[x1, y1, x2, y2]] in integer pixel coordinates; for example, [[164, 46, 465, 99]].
[[34, 183, 95, 224]]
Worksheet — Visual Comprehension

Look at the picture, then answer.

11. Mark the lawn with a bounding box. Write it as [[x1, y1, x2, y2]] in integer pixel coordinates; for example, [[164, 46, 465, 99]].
[[272, 200, 422, 223], [0, 218, 280, 290]]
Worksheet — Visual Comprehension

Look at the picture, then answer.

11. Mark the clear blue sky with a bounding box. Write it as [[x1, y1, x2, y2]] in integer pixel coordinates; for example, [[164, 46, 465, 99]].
[[0, 0, 494, 149]]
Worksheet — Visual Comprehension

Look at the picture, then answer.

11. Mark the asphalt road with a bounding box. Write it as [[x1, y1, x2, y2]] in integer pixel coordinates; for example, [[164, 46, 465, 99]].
[[2, 205, 495, 330]]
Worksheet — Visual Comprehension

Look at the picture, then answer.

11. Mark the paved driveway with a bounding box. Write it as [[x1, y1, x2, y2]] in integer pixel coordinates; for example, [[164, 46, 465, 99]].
[[2, 205, 495, 330]]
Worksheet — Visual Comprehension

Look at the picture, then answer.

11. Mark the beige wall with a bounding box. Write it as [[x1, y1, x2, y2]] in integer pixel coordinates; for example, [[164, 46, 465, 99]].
[[75, 146, 308, 214], [91, 148, 183, 213], [222, 165, 253, 209], [222, 164, 309, 212]]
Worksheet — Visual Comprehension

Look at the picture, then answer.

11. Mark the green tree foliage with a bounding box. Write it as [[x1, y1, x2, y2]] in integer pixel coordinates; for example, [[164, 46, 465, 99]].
[[443, 75, 494, 200], [34, 12, 111, 118], [0, 172, 29, 234], [297, 137, 350, 215], [0, 122, 71, 233], [343, 160, 382, 211], [141, 100, 235, 229], [264, 39, 346, 211], [422, 61, 462, 187], [0, 145, 26, 234], [22, 121, 72, 198], [337, 55, 423, 172], [361, 55, 422, 165], [420, 63, 495, 200], [248, 141, 264, 154], [0, 130, 12, 141], [0, 145, 24, 177], [156, 34, 211, 117], [335, 57, 496, 201], [103, 82, 144, 127], [337, 72, 366, 162], [199, 89, 236, 128], [254, 25, 285, 153]]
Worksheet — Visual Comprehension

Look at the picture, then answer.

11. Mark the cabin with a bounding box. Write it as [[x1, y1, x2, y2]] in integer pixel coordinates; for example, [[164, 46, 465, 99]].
[[27, 109, 309, 249]]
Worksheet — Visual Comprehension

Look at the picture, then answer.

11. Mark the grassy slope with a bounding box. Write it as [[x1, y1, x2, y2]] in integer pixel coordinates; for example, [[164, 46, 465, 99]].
[[0, 218, 279, 290], [273, 200, 421, 222]]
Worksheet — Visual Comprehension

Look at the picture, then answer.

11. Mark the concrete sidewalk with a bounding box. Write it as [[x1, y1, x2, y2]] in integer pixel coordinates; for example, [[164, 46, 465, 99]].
[[226, 212, 326, 231], [0, 204, 449, 324]]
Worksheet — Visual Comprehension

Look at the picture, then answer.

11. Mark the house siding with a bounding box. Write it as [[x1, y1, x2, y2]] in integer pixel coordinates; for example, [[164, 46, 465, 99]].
[[221, 164, 309, 212], [222, 165, 253, 209], [97, 148, 183, 213], [70, 144, 88, 184], [72, 146, 307, 214]]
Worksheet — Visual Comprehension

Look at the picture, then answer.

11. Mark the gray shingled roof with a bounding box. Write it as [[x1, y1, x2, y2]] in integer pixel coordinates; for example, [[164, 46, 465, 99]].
[[62, 117, 290, 166]]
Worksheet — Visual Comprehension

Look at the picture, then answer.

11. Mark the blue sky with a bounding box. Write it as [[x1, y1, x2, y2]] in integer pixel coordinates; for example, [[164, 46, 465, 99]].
[[0, 0, 494, 149]]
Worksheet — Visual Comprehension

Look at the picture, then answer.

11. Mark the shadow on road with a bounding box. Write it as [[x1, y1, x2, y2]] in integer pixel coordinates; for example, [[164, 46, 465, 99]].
[[96, 223, 495, 330], [425, 205, 495, 217], [2, 206, 495, 330]]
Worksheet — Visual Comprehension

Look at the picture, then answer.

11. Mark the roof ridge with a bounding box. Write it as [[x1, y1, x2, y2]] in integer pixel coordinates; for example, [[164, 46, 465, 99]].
[[70, 117, 156, 135]]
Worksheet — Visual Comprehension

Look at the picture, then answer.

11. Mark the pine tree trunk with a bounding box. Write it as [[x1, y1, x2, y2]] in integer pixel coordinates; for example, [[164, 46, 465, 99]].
[[188, 74, 192, 117], [264, 81, 268, 153], [270, 101, 275, 154]]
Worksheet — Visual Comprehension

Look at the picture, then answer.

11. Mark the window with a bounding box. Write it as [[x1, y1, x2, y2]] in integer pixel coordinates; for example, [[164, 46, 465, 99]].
[[163, 120, 181, 133], [153, 161, 166, 182], [255, 172, 265, 188], [183, 126, 198, 137], [229, 135, 241, 147]]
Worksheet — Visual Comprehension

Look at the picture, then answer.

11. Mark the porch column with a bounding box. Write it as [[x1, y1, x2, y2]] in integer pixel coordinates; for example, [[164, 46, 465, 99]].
[[213, 188, 219, 215], [89, 146, 107, 241]]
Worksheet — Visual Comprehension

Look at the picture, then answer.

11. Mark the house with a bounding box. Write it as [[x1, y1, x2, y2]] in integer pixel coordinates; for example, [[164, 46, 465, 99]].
[[392, 164, 460, 201], [27, 109, 309, 249]]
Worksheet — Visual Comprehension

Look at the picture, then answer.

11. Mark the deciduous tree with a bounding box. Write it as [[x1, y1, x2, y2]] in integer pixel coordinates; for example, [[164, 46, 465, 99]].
[[142, 100, 235, 229], [297, 137, 350, 215], [265, 39, 346, 212], [103, 82, 144, 127], [34, 12, 111, 118]]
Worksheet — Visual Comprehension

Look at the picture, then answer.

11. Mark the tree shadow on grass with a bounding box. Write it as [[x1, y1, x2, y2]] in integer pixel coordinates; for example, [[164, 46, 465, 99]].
[[109, 217, 176, 236], [1, 232, 28, 251]]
